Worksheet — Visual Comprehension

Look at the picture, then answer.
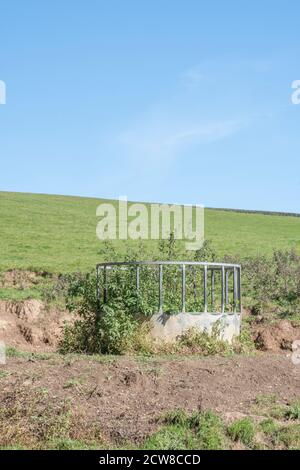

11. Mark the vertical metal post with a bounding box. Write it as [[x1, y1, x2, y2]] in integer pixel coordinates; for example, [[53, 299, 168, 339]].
[[233, 267, 237, 313], [96, 265, 101, 321], [136, 265, 140, 293], [221, 265, 225, 313], [182, 264, 186, 313], [211, 269, 215, 311], [159, 264, 163, 313], [238, 267, 242, 314], [203, 265, 207, 313], [96, 265, 100, 304], [103, 266, 108, 303], [225, 270, 229, 306], [136, 265, 140, 310], [193, 266, 197, 300]]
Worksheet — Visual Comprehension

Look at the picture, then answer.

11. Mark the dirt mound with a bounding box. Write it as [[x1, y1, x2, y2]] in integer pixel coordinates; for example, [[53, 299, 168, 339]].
[[0, 270, 50, 289], [253, 319, 300, 352], [1, 355, 299, 445], [0, 300, 71, 351]]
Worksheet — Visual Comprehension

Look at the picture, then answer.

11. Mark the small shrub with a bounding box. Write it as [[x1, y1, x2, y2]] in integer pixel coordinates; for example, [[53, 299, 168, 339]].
[[232, 323, 255, 354], [60, 272, 139, 355], [241, 248, 300, 319], [99, 306, 138, 354], [284, 402, 300, 420], [178, 326, 232, 356]]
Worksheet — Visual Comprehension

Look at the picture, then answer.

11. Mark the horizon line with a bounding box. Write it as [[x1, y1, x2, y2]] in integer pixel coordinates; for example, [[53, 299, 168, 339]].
[[0, 190, 299, 218]]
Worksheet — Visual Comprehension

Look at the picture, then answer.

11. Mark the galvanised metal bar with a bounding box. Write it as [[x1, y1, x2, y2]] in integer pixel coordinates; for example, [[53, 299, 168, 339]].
[[136, 265, 140, 293], [233, 267, 237, 313], [96, 261, 241, 268], [96, 265, 100, 306], [211, 269, 215, 311], [221, 265, 225, 313], [103, 266, 108, 303], [181, 264, 186, 313], [96, 260, 241, 315], [225, 269, 230, 305], [159, 264, 163, 313], [238, 267, 242, 313], [204, 265, 208, 313], [193, 266, 197, 300]]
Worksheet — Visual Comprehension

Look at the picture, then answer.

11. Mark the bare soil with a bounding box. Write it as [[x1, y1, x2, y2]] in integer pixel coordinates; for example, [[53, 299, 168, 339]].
[[253, 319, 300, 352], [1, 296, 300, 354], [0, 269, 51, 289], [0, 294, 300, 446], [0, 299, 71, 351], [1, 354, 299, 445]]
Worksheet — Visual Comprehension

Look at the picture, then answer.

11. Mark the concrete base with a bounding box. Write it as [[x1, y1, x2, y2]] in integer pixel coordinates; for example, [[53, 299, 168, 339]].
[[150, 312, 241, 343]]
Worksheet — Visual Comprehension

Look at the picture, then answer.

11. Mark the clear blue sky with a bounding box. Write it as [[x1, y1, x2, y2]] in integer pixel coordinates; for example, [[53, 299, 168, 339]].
[[0, 1, 300, 212]]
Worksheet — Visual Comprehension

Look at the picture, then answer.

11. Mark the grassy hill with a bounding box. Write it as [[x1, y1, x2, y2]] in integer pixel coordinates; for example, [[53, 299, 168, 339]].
[[1, 191, 300, 273]]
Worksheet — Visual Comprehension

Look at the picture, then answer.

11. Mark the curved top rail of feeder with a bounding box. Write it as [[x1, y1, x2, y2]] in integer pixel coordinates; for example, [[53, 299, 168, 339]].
[[96, 261, 241, 268]]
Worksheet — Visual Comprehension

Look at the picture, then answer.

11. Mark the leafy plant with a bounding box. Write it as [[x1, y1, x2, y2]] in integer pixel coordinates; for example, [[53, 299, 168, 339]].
[[284, 402, 300, 420]]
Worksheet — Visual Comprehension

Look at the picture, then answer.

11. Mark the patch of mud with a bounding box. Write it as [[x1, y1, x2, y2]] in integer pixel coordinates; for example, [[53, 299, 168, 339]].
[[253, 320, 300, 352], [0, 299, 71, 351], [1, 355, 299, 445]]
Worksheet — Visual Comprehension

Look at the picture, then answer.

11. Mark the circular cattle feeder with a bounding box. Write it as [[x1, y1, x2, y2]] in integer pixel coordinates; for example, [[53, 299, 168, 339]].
[[96, 261, 242, 342]]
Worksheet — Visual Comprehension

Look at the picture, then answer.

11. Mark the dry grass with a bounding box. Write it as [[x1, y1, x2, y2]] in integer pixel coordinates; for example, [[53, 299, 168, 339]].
[[0, 387, 105, 449]]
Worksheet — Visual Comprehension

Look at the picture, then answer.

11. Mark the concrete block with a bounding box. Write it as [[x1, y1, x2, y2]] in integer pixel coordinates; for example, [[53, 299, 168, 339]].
[[150, 311, 241, 343]]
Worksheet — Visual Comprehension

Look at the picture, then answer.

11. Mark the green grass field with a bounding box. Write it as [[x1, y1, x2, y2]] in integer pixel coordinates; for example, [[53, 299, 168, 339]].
[[1, 191, 300, 273]]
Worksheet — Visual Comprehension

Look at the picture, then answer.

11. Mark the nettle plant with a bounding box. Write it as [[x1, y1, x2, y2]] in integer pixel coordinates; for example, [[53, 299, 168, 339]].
[[60, 236, 218, 354], [60, 237, 244, 355], [241, 249, 300, 316], [60, 235, 300, 354]]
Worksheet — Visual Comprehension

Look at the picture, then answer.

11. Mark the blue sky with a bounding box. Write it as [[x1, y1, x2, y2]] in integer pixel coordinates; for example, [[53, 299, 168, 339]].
[[0, 1, 300, 212]]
